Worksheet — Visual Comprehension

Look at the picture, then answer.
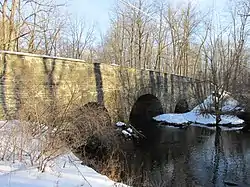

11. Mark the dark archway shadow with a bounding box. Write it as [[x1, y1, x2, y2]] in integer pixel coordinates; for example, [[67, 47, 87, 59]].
[[129, 94, 163, 138], [174, 99, 189, 113], [69, 102, 112, 162]]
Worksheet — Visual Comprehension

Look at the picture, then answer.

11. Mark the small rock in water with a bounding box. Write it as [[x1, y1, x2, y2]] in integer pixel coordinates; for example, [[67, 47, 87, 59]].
[[126, 127, 133, 133], [116, 121, 126, 127], [122, 130, 132, 137]]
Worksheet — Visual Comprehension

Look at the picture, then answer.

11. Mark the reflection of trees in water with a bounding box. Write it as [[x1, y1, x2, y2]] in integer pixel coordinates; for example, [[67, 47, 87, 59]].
[[221, 131, 250, 186], [124, 127, 250, 187], [212, 128, 222, 186], [125, 127, 205, 186], [191, 129, 250, 187]]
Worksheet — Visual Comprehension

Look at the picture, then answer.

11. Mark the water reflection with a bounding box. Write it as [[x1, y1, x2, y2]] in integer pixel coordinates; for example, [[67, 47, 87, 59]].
[[124, 125, 250, 187]]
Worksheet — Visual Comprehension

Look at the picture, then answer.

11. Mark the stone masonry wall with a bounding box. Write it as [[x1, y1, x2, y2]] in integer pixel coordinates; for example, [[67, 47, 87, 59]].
[[0, 51, 202, 122]]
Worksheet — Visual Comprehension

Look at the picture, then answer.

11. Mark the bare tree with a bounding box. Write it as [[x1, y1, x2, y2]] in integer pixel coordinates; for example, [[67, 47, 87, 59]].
[[102, 0, 155, 68], [100, 0, 204, 79], [195, 3, 250, 128], [0, 0, 19, 50], [0, 0, 67, 52], [59, 16, 95, 59]]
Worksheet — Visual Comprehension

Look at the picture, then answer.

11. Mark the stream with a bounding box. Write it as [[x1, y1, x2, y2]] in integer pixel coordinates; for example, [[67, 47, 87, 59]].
[[124, 125, 250, 187]]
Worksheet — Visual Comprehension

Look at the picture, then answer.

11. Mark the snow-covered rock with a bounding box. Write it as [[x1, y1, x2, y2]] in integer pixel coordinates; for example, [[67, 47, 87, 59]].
[[126, 128, 133, 133], [115, 122, 141, 139], [116, 121, 126, 127], [122, 130, 132, 137]]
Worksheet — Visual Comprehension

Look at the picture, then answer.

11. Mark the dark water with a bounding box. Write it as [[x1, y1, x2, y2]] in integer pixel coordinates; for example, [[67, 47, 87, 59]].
[[124, 125, 250, 187]]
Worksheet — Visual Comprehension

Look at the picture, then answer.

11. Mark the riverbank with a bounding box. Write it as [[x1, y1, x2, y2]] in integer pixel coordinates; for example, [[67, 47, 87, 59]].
[[0, 153, 128, 187], [0, 120, 128, 187]]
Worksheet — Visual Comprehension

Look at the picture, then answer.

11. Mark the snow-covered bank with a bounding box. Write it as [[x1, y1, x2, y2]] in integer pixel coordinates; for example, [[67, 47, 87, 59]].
[[0, 121, 128, 187], [154, 113, 187, 124], [154, 111, 244, 126], [191, 123, 244, 131], [154, 92, 245, 129], [0, 153, 127, 187]]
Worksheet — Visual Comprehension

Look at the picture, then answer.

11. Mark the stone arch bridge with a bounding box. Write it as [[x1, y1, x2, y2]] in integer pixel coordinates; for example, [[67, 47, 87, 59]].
[[0, 51, 208, 130]]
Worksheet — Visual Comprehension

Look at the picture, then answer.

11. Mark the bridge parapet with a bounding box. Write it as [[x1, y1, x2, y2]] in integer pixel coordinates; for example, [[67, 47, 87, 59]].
[[0, 51, 207, 125]]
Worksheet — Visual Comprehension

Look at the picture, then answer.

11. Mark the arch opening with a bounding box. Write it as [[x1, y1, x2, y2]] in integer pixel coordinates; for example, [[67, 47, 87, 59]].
[[174, 99, 189, 113], [129, 94, 163, 132]]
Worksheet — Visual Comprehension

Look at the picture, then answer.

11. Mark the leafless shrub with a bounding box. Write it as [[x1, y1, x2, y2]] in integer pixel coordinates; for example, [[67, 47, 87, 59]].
[[62, 102, 130, 181], [4, 85, 126, 181], [63, 102, 113, 151]]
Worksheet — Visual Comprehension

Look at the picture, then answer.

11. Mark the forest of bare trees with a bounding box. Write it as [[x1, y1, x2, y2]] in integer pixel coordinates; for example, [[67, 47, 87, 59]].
[[100, 0, 202, 76], [0, 0, 95, 58], [1, 0, 250, 93], [101, 0, 249, 86]]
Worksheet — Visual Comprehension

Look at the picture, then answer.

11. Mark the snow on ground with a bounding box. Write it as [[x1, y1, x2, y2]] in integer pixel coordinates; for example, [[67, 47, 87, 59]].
[[0, 153, 127, 187], [0, 121, 128, 187], [154, 93, 245, 128]]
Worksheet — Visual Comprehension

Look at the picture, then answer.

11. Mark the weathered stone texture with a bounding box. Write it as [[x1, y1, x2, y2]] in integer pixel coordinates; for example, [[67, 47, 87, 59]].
[[0, 52, 203, 122]]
